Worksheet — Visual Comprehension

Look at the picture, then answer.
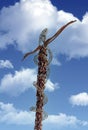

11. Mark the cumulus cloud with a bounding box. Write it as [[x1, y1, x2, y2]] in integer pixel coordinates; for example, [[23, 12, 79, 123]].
[[0, 0, 88, 60], [0, 60, 14, 69], [69, 92, 88, 106], [44, 113, 84, 127], [0, 101, 88, 127], [45, 113, 79, 126], [51, 57, 61, 66], [0, 101, 34, 125], [0, 0, 58, 52], [0, 68, 59, 96]]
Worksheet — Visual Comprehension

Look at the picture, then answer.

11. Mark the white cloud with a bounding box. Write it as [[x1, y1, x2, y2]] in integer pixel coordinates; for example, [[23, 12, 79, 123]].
[[50, 11, 88, 59], [69, 92, 88, 106], [0, 101, 88, 127], [0, 60, 14, 69], [52, 57, 61, 66], [0, 101, 34, 125], [0, 0, 88, 60], [0, 0, 58, 52], [0, 68, 59, 96], [45, 113, 82, 127], [0, 68, 36, 96], [46, 79, 59, 91], [46, 113, 78, 125]]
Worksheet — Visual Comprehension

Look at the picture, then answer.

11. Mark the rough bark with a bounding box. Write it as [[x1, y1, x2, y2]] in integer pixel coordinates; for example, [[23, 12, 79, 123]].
[[22, 20, 76, 130], [34, 46, 48, 130]]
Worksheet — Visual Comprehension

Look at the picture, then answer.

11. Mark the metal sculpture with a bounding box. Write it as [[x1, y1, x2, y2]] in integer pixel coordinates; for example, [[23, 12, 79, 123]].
[[22, 20, 76, 130]]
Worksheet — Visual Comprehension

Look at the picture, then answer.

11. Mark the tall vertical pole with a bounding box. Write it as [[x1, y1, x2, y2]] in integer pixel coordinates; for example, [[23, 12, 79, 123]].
[[34, 46, 49, 130], [22, 20, 76, 130]]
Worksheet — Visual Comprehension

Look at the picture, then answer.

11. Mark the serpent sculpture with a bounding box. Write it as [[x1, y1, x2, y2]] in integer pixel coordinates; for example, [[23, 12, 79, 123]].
[[22, 20, 76, 130]]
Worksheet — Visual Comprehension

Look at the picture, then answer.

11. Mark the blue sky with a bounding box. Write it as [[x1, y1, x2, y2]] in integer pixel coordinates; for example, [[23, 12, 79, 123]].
[[0, 0, 88, 130]]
